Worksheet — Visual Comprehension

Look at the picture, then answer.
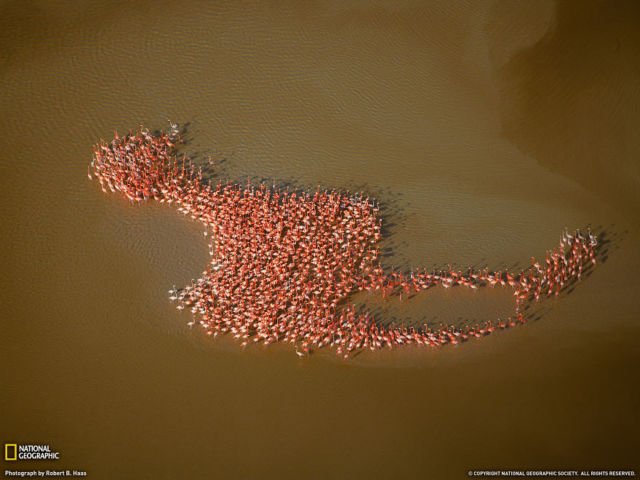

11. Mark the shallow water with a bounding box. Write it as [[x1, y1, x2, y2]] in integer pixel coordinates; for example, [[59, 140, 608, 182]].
[[1, 0, 639, 478]]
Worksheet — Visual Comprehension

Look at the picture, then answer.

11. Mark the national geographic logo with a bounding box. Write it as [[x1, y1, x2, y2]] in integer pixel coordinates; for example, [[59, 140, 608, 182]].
[[4, 444, 60, 461], [4, 444, 17, 461]]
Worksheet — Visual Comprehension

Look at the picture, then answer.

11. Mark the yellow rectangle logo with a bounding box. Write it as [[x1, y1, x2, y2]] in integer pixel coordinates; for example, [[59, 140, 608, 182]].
[[5, 443, 17, 461]]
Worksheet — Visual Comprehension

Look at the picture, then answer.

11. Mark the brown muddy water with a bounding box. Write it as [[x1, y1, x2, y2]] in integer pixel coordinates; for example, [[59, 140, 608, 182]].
[[1, 1, 639, 478]]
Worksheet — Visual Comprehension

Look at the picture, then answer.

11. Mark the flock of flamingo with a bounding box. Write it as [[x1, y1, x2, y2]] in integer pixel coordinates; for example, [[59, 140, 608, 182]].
[[88, 124, 598, 358]]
